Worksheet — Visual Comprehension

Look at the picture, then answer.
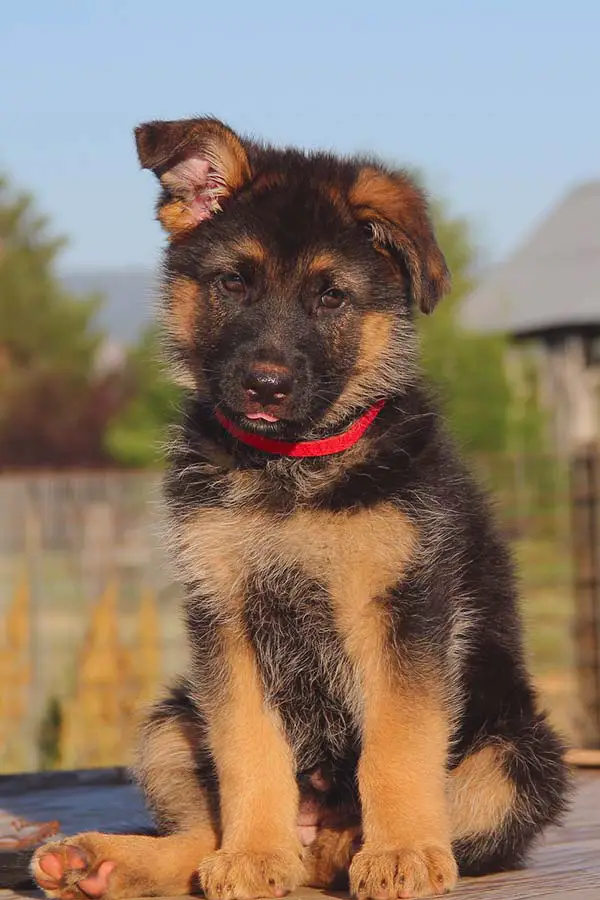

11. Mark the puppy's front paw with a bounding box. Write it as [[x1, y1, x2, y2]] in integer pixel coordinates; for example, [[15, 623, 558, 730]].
[[32, 836, 118, 900], [198, 848, 305, 900], [349, 844, 457, 899]]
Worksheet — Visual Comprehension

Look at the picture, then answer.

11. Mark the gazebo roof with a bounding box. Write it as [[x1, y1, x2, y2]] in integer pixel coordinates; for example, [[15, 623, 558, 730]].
[[460, 180, 600, 337]]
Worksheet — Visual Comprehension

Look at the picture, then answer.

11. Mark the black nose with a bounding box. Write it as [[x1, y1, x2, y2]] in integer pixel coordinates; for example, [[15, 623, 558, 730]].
[[243, 365, 294, 406]]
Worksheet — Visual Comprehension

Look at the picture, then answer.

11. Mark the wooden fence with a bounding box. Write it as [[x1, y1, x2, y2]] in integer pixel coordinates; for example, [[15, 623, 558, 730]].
[[0, 452, 597, 772]]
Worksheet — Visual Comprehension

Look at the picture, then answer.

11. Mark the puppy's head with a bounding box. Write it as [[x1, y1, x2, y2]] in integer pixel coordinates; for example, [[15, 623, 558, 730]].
[[135, 117, 450, 438]]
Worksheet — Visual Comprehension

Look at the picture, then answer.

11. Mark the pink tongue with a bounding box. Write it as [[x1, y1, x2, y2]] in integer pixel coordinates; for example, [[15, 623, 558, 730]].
[[246, 412, 280, 422]]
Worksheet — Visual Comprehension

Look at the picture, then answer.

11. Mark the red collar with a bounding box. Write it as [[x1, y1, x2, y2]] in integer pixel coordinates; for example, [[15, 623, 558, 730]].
[[214, 400, 385, 458]]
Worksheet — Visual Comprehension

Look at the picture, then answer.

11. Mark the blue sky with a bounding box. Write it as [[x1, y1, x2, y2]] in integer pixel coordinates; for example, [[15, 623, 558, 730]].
[[2, 1, 598, 273]]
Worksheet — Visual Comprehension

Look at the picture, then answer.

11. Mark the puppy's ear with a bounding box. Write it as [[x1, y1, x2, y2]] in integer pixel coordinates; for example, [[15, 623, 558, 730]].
[[350, 167, 450, 313], [134, 117, 251, 237]]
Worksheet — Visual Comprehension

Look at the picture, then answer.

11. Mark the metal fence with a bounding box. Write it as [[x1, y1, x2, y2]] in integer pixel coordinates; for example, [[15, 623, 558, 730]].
[[0, 455, 586, 773]]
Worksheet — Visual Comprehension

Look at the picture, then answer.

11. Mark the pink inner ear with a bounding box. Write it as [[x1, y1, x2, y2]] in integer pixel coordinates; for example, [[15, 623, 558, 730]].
[[164, 157, 210, 192], [162, 157, 221, 224]]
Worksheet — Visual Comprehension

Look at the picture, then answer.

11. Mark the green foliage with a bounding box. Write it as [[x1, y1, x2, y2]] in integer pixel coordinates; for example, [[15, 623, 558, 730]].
[[419, 198, 546, 456], [105, 326, 181, 467], [0, 175, 125, 467], [0, 176, 101, 372]]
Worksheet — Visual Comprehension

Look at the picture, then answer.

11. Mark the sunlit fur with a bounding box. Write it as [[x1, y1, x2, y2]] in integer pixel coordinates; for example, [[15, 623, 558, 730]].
[[30, 119, 570, 900]]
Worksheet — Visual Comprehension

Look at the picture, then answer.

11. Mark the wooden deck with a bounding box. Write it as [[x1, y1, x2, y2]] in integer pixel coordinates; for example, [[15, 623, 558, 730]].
[[1, 767, 598, 900]]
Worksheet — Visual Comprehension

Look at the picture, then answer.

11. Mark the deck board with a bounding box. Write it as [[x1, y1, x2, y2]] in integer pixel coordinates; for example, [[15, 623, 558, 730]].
[[1, 768, 598, 900]]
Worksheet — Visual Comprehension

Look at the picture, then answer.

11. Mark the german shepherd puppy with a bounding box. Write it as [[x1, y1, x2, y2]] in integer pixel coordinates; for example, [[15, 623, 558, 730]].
[[33, 119, 569, 900]]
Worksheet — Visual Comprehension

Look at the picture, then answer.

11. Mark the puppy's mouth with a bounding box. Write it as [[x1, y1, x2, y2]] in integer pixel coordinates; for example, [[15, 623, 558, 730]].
[[245, 411, 280, 423], [239, 411, 292, 435], [214, 399, 387, 454], [218, 403, 306, 439]]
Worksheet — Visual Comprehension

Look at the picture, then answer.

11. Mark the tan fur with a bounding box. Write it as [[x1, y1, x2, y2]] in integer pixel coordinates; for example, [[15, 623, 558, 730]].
[[358, 311, 395, 375], [176, 501, 418, 746], [136, 119, 251, 189], [349, 166, 450, 312], [31, 737, 517, 899], [198, 848, 305, 900], [201, 235, 269, 284], [330, 576, 451, 847], [230, 234, 266, 263], [347, 668, 458, 896], [134, 713, 218, 833], [205, 626, 301, 854], [350, 845, 458, 899], [199, 234, 266, 270], [355, 686, 451, 845], [177, 501, 418, 614], [31, 829, 216, 900], [304, 823, 361, 888], [323, 527, 457, 896], [304, 745, 517, 891], [158, 127, 249, 237], [350, 167, 415, 221], [164, 276, 199, 347], [158, 199, 199, 237], [173, 477, 458, 900], [304, 248, 371, 297], [449, 744, 516, 840], [136, 119, 251, 238], [197, 628, 306, 898], [328, 311, 395, 419], [197, 124, 251, 193], [305, 249, 341, 273]]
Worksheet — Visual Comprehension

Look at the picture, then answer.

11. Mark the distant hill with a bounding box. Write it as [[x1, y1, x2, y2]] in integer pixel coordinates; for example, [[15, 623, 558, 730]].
[[62, 268, 159, 344]]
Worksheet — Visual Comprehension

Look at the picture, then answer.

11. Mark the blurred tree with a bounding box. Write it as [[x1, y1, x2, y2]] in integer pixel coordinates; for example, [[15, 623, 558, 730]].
[[420, 197, 547, 455], [105, 325, 181, 467], [0, 175, 129, 467]]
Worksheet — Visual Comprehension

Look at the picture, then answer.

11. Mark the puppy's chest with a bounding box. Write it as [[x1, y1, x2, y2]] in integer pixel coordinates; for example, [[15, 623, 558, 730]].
[[178, 497, 416, 766], [177, 498, 416, 618]]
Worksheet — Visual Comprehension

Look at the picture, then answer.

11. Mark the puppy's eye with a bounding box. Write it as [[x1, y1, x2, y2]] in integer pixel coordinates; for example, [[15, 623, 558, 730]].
[[319, 289, 347, 311], [218, 273, 247, 296]]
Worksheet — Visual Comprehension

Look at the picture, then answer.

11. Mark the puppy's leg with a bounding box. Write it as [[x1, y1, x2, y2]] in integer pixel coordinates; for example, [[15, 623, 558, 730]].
[[305, 716, 569, 891], [337, 606, 458, 900], [134, 684, 220, 833], [197, 626, 305, 900], [449, 716, 570, 875], [32, 686, 218, 900], [32, 830, 214, 900], [304, 823, 362, 889]]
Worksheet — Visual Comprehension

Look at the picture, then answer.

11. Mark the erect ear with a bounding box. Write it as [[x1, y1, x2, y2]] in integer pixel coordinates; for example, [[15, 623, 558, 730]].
[[349, 167, 450, 313], [134, 117, 251, 238]]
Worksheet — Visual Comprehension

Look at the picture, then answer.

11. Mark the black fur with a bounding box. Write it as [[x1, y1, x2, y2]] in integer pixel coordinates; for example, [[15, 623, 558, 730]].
[[145, 119, 570, 884]]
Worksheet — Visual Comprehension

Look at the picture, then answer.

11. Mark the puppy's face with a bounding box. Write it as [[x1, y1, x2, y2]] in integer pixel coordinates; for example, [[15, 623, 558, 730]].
[[136, 118, 449, 438]]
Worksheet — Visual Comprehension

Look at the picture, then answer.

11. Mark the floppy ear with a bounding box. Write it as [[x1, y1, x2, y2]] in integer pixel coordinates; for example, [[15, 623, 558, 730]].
[[134, 117, 251, 237], [349, 167, 450, 313]]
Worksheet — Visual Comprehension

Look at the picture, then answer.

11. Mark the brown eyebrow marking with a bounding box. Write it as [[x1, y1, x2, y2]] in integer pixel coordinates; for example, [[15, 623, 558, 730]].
[[306, 250, 344, 276], [231, 235, 266, 263], [305, 249, 370, 296], [204, 235, 267, 272]]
